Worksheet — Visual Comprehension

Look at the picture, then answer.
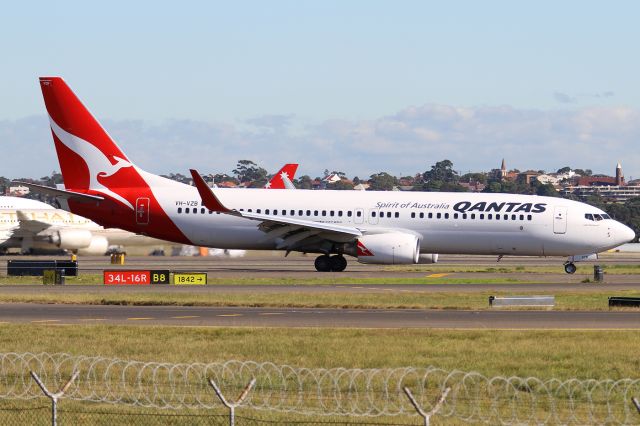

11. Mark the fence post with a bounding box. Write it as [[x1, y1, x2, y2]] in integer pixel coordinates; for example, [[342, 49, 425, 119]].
[[403, 386, 450, 426], [209, 377, 256, 426], [30, 370, 79, 426]]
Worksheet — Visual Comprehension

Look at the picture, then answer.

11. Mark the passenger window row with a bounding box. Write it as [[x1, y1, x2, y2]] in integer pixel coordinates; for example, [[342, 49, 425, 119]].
[[177, 207, 365, 218], [410, 211, 533, 221], [371, 211, 400, 218], [177, 207, 220, 215]]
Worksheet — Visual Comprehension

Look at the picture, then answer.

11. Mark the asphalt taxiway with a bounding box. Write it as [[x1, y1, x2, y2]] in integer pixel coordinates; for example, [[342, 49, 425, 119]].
[[1, 303, 639, 329]]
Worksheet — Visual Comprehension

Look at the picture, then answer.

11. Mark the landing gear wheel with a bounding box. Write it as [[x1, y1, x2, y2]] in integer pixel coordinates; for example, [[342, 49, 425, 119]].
[[314, 255, 332, 272], [329, 255, 348, 272], [564, 262, 577, 274]]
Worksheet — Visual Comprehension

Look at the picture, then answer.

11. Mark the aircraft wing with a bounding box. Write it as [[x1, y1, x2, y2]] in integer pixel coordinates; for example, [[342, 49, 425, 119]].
[[13, 181, 104, 203], [15, 210, 52, 234], [7, 211, 54, 246], [190, 169, 362, 250]]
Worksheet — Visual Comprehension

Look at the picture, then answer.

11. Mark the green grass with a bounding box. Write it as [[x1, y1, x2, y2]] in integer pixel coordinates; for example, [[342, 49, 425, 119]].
[[1, 325, 639, 380], [0, 289, 638, 310]]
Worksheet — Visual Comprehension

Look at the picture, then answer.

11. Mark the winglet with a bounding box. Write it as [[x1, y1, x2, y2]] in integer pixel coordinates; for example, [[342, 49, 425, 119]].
[[189, 169, 232, 213]]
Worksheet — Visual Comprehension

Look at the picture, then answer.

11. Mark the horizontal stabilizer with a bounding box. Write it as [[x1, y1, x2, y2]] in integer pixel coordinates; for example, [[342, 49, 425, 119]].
[[14, 181, 104, 203]]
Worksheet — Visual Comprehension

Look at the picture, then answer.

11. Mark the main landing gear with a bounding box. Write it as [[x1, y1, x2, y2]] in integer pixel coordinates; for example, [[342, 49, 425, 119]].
[[564, 262, 577, 274], [314, 255, 348, 272]]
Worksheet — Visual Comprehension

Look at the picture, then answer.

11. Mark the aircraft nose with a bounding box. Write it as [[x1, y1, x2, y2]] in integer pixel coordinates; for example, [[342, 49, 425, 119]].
[[616, 222, 636, 244]]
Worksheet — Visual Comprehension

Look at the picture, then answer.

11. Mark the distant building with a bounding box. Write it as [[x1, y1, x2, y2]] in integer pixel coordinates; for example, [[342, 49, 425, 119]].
[[353, 183, 369, 191], [518, 170, 541, 185], [459, 181, 486, 192], [560, 185, 640, 202], [560, 162, 637, 202], [535, 170, 578, 187], [8, 186, 29, 196], [323, 174, 343, 184], [490, 159, 518, 181]]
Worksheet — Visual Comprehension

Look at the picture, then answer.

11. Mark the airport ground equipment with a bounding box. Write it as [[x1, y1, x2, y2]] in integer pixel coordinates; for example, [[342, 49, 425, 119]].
[[593, 265, 604, 282], [7, 259, 78, 276], [489, 295, 555, 308], [608, 296, 640, 308], [42, 269, 65, 285]]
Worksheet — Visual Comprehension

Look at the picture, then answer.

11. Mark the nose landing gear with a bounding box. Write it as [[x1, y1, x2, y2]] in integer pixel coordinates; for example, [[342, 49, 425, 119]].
[[314, 255, 347, 272], [564, 262, 577, 274]]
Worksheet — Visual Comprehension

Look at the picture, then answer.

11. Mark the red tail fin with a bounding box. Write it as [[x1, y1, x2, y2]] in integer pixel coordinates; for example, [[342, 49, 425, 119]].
[[266, 163, 298, 189], [39, 77, 131, 191]]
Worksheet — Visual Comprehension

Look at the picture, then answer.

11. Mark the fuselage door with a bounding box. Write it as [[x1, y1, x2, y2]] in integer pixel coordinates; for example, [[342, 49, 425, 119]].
[[553, 206, 567, 234], [136, 197, 150, 225], [354, 208, 364, 224]]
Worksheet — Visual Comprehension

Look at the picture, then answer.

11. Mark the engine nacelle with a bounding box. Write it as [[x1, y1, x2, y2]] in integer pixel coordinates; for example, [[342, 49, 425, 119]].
[[356, 232, 420, 264], [77, 236, 109, 255], [418, 253, 439, 264], [49, 229, 93, 250]]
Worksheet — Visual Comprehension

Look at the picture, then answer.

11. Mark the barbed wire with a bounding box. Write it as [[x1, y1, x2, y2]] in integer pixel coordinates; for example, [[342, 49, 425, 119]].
[[0, 352, 638, 424]]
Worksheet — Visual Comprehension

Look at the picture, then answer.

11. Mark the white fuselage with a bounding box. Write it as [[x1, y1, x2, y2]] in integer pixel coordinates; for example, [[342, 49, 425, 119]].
[[134, 174, 633, 257]]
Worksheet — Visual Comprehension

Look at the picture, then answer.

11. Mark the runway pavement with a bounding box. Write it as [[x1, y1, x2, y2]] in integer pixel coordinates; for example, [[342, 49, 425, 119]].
[[1, 282, 639, 294], [1, 303, 639, 329]]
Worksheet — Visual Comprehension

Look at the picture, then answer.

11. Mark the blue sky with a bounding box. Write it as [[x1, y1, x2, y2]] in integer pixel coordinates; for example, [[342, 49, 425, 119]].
[[2, 1, 640, 179]]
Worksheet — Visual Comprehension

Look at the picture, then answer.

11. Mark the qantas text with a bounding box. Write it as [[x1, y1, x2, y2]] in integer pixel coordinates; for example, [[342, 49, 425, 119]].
[[453, 201, 547, 214]]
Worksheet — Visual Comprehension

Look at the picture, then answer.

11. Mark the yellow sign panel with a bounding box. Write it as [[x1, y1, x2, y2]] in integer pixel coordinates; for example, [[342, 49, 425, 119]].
[[173, 273, 207, 285]]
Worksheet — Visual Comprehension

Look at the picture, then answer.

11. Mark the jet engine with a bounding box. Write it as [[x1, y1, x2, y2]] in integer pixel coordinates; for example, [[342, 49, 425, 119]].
[[355, 232, 420, 264], [418, 253, 439, 264], [49, 229, 93, 250], [77, 236, 109, 255]]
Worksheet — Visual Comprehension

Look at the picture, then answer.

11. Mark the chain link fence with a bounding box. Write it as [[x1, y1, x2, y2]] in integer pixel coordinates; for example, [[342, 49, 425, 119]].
[[0, 352, 638, 424]]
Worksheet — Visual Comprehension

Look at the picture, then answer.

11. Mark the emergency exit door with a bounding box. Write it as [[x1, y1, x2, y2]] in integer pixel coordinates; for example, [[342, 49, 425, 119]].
[[553, 206, 567, 234]]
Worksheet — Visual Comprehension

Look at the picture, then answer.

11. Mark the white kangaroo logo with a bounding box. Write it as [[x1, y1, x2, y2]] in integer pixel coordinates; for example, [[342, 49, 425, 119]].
[[49, 117, 134, 210]]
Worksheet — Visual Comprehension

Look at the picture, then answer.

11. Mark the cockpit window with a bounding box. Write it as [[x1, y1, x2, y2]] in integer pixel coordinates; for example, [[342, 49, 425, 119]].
[[586, 213, 610, 221]]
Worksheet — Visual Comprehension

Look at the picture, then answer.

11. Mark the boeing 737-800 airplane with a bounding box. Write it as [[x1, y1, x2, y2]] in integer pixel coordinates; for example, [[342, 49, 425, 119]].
[[21, 77, 635, 272]]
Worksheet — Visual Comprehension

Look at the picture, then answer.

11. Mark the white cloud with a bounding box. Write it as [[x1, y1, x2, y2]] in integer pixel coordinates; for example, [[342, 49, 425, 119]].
[[1, 103, 639, 180]]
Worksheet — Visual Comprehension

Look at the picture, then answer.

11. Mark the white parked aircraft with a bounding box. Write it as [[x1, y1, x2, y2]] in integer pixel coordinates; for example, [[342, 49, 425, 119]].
[[0, 196, 163, 255], [22, 77, 635, 272]]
